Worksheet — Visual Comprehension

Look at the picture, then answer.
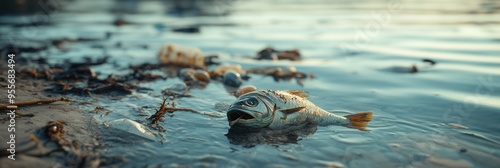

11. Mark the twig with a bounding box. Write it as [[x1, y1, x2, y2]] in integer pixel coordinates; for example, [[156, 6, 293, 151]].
[[148, 97, 199, 124]]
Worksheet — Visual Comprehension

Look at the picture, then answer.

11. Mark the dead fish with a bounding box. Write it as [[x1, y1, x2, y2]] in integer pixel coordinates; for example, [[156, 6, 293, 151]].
[[226, 90, 372, 129]]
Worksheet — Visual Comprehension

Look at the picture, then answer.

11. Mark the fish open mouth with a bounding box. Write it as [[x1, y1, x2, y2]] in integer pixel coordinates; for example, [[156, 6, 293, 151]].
[[227, 109, 255, 126]]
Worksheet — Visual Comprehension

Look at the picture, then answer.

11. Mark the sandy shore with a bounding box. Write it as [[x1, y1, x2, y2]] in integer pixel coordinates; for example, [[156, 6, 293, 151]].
[[0, 65, 101, 167]]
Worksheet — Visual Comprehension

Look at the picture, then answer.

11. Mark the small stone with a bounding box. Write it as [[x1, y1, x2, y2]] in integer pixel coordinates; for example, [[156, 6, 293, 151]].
[[222, 70, 242, 87]]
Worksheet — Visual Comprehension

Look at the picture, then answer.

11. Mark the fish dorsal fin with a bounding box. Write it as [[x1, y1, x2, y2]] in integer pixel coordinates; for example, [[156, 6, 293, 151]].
[[280, 106, 306, 114], [285, 90, 309, 98]]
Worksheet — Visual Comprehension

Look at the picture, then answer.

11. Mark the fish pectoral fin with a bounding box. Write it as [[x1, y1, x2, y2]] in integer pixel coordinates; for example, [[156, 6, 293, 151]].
[[343, 112, 373, 130], [284, 90, 309, 98], [279, 106, 306, 115]]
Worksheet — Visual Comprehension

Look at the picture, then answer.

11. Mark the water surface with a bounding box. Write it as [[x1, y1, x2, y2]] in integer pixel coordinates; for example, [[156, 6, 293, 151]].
[[1, 0, 499, 167]]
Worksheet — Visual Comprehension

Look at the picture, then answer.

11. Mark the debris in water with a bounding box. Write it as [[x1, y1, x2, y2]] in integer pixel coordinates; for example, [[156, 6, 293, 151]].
[[107, 119, 157, 141], [425, 156, 473, 168], [447, 123, 468, 129], [461, 131, 498, 144], [2, 113, 35, 120], [113, 18, 132, 26], [44, 120, 72, 152], [149, 97, 198, 125], [172, 26, 200, 33], [423, 59, 437, 65], [222, 70, 243, 87], [177, 68, 211, 88]]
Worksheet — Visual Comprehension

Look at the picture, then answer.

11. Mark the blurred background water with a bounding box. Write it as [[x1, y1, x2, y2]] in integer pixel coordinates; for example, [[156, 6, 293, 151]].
[[1, 0, 499, 167]]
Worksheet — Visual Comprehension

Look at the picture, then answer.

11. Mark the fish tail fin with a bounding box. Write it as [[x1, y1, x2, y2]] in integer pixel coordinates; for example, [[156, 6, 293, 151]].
[[344, 112, 372, 130]]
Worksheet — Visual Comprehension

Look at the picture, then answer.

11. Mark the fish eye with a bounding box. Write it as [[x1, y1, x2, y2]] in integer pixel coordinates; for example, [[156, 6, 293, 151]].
[[244, 97, 258, 107]]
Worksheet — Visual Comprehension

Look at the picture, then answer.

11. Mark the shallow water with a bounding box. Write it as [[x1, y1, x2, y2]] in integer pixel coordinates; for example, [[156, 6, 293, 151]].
[[1, 0, 500, 167]]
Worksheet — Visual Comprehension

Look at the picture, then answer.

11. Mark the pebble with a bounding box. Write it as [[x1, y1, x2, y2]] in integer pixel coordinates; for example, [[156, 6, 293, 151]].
[[222, 70, 243, 87], [193, 70, 210, 82], [426, 156, 473, 168], [234, 85, 257, 97], [279, 154, 298, 161]]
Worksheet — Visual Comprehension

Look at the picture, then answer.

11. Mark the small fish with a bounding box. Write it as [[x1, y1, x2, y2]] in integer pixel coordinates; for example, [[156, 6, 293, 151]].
[[226, 90, 372, 129]]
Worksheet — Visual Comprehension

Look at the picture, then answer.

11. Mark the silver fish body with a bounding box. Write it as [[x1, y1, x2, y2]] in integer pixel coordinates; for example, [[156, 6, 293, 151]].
[[226, 90, 372, 129]]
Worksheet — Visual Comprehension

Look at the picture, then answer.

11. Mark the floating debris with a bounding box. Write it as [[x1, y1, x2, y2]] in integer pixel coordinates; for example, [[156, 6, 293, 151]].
[[246, 66, 309, 86], [227, 90, 372, 129], [79, 99, 98, 105], [386, 59, 437, 74], [93, 83, 133, 96], [44, 120, 74, 153], [256, 47, 301, 61], [234, 85, 257, 98], [222, 70, 243, 87], [172, 26, 200, 33], [100, 110, 113, 117], [158, 43, 218, 68], [385, 65, 418, 73], [447, 123, 468, 129], [210, 64, 247, 78], [461, 131, 498, 144], [215, 102, 231, 112]]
